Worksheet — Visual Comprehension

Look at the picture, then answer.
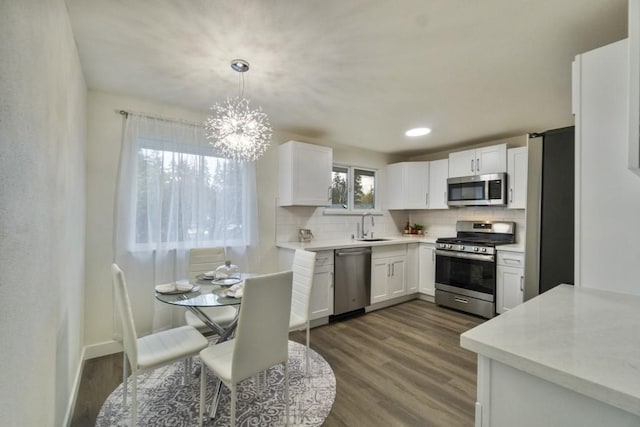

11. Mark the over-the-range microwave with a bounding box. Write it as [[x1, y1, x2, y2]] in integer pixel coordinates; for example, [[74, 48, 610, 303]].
[[447, 172, 507, 207]]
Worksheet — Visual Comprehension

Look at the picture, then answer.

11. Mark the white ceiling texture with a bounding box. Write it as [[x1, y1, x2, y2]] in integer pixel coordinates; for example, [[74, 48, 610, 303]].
[[67, 0, 627, 156]]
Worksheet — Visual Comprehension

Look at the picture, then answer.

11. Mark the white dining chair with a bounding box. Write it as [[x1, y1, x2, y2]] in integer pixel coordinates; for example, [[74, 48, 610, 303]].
[[288, 249, 317, 375], [185, 247, 237, 333], [198, 270, 293, 426], [111, 264, 208, 427]]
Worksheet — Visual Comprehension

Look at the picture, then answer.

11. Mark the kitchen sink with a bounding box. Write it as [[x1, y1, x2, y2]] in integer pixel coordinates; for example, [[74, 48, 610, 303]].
[[356, 238, 391, 242]]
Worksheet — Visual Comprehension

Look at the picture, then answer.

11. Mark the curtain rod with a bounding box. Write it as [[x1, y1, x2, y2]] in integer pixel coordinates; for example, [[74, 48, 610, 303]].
[[117, 109, 204, 128]]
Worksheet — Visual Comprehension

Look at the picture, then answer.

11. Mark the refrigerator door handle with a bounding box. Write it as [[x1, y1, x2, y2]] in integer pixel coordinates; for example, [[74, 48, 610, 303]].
[[520, 275, 524, 292], [509, 188, 513, 203]]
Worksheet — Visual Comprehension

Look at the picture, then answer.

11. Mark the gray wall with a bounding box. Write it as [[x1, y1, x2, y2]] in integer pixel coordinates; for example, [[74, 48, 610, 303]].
[[0, 1, 87, 425]]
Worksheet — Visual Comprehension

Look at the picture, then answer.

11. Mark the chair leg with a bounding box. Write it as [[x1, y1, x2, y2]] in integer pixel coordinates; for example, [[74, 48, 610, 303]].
[[131, 372, 137, 427], [199, 366, 206, 427], [122, 352, 128, 407], [231, 384, 236, 426], [183, 357, 192, 385], [284, 361, 289, 426], [305, 322, 310, 376]]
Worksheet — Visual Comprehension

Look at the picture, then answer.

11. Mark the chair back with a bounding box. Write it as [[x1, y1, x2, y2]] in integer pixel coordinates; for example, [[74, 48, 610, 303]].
[[111, 263, 138, 368], [232, 271, 293, 382], [291, 250, 316, 325], [188, 247, 226, 281]]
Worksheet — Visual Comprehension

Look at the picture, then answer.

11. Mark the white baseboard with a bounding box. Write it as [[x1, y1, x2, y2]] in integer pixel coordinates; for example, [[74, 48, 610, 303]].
[[62, 346, 86, 427], [84, 339, 123, 360]]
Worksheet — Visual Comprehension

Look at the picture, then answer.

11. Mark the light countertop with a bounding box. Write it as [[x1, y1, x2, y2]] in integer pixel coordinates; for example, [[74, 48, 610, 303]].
[[277, 236, 524, 252], [276, 235, 438, 251], [461, 284, 640, 417]]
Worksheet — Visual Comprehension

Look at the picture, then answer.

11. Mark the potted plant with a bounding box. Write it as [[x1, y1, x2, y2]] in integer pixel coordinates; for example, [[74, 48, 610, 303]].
[[411, 223, 424, 235]]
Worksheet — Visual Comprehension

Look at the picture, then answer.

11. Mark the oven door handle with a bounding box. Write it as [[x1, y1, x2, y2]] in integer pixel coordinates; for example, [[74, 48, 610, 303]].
[[435, 249, 495, 262]]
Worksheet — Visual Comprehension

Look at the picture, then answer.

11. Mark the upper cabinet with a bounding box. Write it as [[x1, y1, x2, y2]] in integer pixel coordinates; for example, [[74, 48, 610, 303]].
[[386, 162, 430, 209], [386, 160, 449, 210], [507, 147, 528, 209], [448, 143, 507, 178], [278, 141, 332, 206], [427, 158, 449, 209]]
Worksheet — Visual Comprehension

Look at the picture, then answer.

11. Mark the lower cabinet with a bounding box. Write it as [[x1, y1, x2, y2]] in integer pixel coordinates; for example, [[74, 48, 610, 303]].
[[309, 250, 334, 320], [278, 248, 334, 320], [371, 245, 407, 304], [419, 243, 436, 296], [406, 243, 419, 293], [496, 250, 525, 314]]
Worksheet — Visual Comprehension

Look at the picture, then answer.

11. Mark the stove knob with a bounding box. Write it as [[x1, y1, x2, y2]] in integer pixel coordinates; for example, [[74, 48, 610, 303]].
[[481, 247, 487, 253], [473, 247, 479, 252], [446, 244, 452, 249], [458, 245, 465, 251]]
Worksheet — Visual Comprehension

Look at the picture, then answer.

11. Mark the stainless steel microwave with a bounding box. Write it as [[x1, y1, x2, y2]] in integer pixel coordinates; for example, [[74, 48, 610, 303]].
[[447, 173, 507, 207]]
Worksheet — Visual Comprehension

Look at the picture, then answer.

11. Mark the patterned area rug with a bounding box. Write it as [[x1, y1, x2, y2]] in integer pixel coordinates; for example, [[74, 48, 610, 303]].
[[96, 340, 335, 426]]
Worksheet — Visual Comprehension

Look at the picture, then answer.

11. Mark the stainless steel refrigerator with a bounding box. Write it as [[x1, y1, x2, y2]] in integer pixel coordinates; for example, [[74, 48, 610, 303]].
[[524, 126, 575, 300]]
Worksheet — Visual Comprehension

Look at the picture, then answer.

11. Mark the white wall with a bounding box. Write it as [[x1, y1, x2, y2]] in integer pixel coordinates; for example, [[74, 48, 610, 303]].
[[575, 39, 640, 296], [0, 2, 86, 426]]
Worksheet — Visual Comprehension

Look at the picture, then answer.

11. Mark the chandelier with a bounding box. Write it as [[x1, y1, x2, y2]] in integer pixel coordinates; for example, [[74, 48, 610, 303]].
[[205, 59, 272, 162]]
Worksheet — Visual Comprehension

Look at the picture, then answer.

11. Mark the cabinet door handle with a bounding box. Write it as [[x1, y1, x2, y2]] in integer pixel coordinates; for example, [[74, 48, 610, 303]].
[[329, 272, 334, 288], [444, 191, 447, 205], [509, 188, 513, 203], [520, 275, 524, 292], [387, 264, 390, 277], [432, 248, 435, 262], [426, 192, 429, 207], [503, 257, 521, 264], [454, 297, 469, 304], [471, 159, 474, 173], [327, 186, 332, 201]]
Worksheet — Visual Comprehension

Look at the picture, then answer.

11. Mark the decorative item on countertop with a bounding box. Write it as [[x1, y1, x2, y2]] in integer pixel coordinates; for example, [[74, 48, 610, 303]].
[[299, 228, 314, 243], [403, 220, 411, 235], [411, 223, 425, 235]]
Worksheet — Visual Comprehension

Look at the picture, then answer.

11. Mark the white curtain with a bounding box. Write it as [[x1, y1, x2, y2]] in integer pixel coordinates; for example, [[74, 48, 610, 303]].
[[113, 113, 258, 334]]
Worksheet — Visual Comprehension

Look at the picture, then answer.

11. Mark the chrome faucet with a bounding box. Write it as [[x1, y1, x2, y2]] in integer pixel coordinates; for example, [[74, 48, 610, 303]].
[[360, 212, 375, 239]]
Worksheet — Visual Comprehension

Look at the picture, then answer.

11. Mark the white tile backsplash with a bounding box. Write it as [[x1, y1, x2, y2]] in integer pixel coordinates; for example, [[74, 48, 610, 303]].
[[275, 205, 526, 244]]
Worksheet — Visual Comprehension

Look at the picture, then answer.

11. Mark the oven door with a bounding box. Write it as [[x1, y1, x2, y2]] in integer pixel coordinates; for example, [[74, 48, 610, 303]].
[[435, 250, 496, 301]]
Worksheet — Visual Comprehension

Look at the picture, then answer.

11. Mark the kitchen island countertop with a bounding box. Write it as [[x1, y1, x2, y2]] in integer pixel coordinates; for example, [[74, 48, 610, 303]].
[[461, 284, 640, 417]]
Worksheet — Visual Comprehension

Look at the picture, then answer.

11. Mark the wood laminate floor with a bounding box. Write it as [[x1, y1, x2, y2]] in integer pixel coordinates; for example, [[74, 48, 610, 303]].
[[71, 300, 483, 426]]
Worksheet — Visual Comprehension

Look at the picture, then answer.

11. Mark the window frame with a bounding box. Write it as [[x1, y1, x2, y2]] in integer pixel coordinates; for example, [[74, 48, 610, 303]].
[[327, 163, 378, 214]]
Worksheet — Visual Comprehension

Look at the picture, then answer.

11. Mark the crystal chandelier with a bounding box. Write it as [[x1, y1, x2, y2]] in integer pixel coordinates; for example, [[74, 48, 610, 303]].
[[205, 59, 272, 162]]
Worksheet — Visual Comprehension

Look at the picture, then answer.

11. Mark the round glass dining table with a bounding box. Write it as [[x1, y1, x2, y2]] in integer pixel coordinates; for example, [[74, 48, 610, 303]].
[[155, 273, 251, 340]]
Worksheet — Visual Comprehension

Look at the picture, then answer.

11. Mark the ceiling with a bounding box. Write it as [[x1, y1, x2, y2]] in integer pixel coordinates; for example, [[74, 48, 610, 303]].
[[66, 0, 628, 156]]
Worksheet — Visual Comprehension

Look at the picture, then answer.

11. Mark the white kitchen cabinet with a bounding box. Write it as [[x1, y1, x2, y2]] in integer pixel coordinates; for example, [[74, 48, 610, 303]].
[[406, 243, 419, 293], [507, 146, 528, 209], [448, 143, 507, 178], [309, 250, 334, 320], [371, 245, 406, 304], [496, 250, 525, 314], [427, 158, 449, 209], [278, 140, 332, 206], [386, 162, 429, 209], [418, 243, 436, 296], [278, 248, 334, 320]]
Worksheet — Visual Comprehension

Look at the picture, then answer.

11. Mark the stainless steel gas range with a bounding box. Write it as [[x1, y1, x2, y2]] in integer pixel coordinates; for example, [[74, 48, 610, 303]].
[[434, 220, 516, 318]]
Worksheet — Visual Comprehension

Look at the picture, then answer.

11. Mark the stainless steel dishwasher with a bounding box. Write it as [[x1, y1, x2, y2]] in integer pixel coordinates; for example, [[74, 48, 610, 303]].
[[334, 247, 371, 316]]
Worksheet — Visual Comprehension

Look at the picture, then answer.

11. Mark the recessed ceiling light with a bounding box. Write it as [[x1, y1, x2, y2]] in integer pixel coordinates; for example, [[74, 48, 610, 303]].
[[405, 127, 431, 137]]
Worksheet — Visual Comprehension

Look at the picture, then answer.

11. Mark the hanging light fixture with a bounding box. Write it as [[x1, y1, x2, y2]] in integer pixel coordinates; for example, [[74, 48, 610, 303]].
[[205, 59, 272, 162]]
